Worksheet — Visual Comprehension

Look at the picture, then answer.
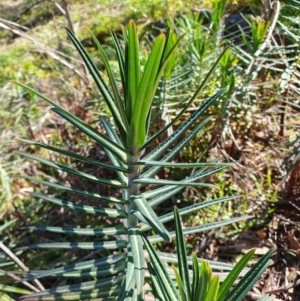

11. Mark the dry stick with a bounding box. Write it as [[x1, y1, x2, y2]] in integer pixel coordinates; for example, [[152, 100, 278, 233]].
[[0, 242, 45, 291], [219, 0, 280, 153], [245, 0, 281, 76], [275, 213, 300, 229], [59, 0, 75, 34], [49, 1, 64, 50], [279, 89, 288, 137], [58, 0, 90, 85], [264, 278, 300, 296], [247, 292, 283, 301], [249, 0, 288, 138], [0, 268, 40, 293], [0, 18, 88, 84], [289, 201, 300, 213], [261, 0, 274, 21]]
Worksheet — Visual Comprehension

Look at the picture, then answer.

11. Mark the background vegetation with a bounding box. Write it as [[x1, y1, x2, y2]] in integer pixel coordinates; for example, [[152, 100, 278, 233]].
[[1, 0, 300, 299]]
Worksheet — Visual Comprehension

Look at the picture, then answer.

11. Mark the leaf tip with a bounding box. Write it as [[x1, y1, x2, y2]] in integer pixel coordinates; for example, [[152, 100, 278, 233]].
[[128, 19, 136, 26]]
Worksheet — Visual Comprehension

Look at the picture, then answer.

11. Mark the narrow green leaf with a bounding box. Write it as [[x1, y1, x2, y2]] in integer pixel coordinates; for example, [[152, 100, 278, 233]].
[[21, 276, 123, 297], [20, 254, 125, 282], [19, 263, 125, 279], [64, 264, 125, 279], [147, 186, 185, 208], [141, 116, 213, 179], [187, 166, 227, 182], [143, 165, 226, 194], [217, 249, 255, 301], [147, 262, 167, 301], [22, 225, 127, 236], [29, 192, 127, 218], [110, 29, 126, 99], [134, 178, 215, 187], [23, 176, 127, 204], [12, 81, 128, 163], [135, 161, 232, 168], [195, 261, 211, 301], [0, 284, 31, 295], [127, 34, 166, 149], [158, 30, 186, 82], [224, 250, 273, 301], [174, 207, 192, 301], [130, 195, 171, 242], [20, 276, 123, 300], [101, 119, 128, 183], [155, 251, 248, 272], [18, 139, 129, 173], [178, 216, 252, 236], [20, 287, 120, 301], [142, 234, 180, 301], [129, 210, 149, 225], [118, 245, 135, 301], [142, 47, 228, 150], [148, 216, 252, 244], [172, 266, 187, 301], [52, 107, 129, 162], [18, 152, 128, 189], [65, 28, 127, 138], [143, 91, 223, 164], [129, 228, 145, 297], [140, 196, 240, 231], [191, 253, 200, 300], [0, 219, 17, 233], [142, 31, 185, 146], [164, 30, 177, 80], [126, 20, 140, 118], [88, 29, 128, 133], [204, 275, 220, 301], [143, 166, 231, 207], [142, 184, 184, 202], [0, 292, 17, 301], [101, 118, 128, 154], [17, 240, 127, 251]]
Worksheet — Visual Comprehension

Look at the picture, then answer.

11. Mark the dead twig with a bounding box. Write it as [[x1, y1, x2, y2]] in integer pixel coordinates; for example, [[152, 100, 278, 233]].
[[0, 242, 45, 291], [0, 17, 89, 84]]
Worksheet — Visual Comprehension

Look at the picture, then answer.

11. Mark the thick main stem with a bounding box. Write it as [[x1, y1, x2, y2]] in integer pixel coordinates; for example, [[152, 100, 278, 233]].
[[126, 152, 141, 229]]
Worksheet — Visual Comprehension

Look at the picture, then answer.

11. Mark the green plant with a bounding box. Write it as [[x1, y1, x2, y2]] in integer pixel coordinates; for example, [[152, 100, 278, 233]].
[[8, 20, 273, 301], [241, 19, 269, 55], [0, 220, 37, 301], [145, 207, 273, 301], [276, 0, 300, 188]]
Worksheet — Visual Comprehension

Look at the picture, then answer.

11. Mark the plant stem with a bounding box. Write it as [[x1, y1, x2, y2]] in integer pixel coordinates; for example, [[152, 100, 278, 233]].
[[127, 153, 141, 229]]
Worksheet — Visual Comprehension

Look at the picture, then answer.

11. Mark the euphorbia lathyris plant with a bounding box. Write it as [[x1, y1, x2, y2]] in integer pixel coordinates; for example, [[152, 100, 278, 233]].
[[10, 20, 273, 301]]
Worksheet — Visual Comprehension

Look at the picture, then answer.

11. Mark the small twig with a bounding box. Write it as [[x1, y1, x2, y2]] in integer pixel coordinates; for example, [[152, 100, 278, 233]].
[[59, 0, 74, 33], [0, 268, 40, 293], [289, 201, 300, 213], [247, 292, 282, 301], [0, 242, 45, 291], [245, 0, 281, 76], [0, 18, 88, 84], [265, 278, 300, 295], [59, 0, 90, 84], [275, 214, 300, 229]]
